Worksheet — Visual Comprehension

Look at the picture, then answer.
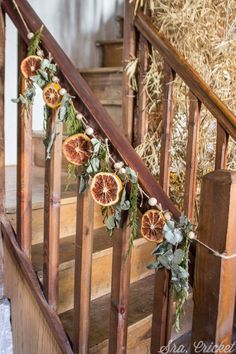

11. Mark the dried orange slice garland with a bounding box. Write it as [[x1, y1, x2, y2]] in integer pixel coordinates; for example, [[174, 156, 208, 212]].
[[90, 173, 123, 206], [20, 55, 42, 78], [43, 83, 62, 108], [63, 133, 93, 166], [12, 25, 195, 330], [141, 209, 165, 243]]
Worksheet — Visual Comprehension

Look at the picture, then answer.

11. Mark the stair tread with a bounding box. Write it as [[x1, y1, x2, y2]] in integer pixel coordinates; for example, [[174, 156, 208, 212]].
[[79, 67, 122, 74], [95, 39, 123, 45], [32, 227, 113, 272], [6, 165, 76, 212], [60, 274, 155, 348]]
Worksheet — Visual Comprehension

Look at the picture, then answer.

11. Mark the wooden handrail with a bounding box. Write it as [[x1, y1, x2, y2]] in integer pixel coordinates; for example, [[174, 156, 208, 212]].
[[134, 12, 236, 141], [1, 0, 180, 220]]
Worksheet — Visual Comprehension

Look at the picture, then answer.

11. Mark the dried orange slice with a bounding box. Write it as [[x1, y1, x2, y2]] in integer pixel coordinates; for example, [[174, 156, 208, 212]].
[[90, 172, 123, 206], [63, 133, 93, 166], [141, 209, 165, 243], [43, 83, 62, 108], [20, 55, 42, 78]]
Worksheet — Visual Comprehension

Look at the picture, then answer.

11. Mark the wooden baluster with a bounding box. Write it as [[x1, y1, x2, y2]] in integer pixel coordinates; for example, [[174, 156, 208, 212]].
[[191, 170, 236, 352], [151, 62, 175, 354], [122, 0, 137, 142], [109, 218, 131, 354], [184, 92, 201, 222], [74, 184, 94, 354], [16, 36, 32, 258], [0, 5, 5, 298], [43, 109, 62, 310], [134, 34, 150, 147], [215, 123, 229, 170], [159, 63, 175, 191]]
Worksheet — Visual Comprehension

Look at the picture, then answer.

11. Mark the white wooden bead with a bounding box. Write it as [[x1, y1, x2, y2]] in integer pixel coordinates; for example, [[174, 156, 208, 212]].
[[114, 161, 124, 169], [148, 197, 158, 207], [59, 88, 67, 96], [85, 127, 94, 136], [27, 32, 34, 40]]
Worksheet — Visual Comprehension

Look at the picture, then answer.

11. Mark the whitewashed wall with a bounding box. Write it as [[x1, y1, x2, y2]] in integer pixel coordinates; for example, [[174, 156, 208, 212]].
[[5, 0, 124, 165]]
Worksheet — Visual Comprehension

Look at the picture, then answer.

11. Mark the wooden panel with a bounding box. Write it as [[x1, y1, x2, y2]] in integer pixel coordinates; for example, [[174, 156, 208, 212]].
[[1, 215, 73, 354], [159, 62, 175, 192], [215, 123, 229, 170], [73, 185, 94, 354], [184, 92, 201, 221], [43, 109, 63, 310], [17, 36, 32, 258], [135, 34, 150, 146], [122, 0, 136, 142], [109, 222, 132, 354], [134, 12, 236, 140], [191, 170, 236, 351], [2, 0, 180, 220]]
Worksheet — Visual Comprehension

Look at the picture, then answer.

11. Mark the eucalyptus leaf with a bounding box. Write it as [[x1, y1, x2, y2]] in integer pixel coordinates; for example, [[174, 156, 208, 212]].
[[79, 175, 87, 193], [147, 261, 160, 269], [120, 189, 130, 210], [58, 106, 67, 122], [125, 167, 138, 183], [173, 249, 184, 265], [106, 215, 116, 230], [91, 138, 101, 154], [38, 69, 49, 81]]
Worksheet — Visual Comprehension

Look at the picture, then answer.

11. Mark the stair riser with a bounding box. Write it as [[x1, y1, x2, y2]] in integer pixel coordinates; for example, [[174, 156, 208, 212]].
[[57, 239, 154, 314], [8, 202, 105, 245], [97, 43, 123, 67], [89, 316, 152, 354]]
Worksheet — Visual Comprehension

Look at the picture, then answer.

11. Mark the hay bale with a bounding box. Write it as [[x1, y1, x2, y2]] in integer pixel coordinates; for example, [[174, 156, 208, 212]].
[[134, 0, 236, 218]]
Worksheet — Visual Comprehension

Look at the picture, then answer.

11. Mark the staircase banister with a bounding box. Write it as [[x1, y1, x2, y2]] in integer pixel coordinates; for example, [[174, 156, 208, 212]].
[[1, 0, 180, 219], [134, 12, 236, 141]]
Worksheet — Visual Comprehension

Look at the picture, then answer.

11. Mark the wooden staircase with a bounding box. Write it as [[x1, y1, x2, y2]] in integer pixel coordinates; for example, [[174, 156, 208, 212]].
[[1, 1, 236, 354], [5, 165, 192, 352]]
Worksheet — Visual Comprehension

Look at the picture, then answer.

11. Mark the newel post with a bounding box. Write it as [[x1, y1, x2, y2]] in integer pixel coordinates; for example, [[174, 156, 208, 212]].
[[191, 170, 236, 352]]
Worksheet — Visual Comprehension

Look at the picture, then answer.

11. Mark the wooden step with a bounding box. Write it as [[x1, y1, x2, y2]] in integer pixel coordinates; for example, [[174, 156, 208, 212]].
[[80, 67, 122, 128], [95, 39, 123, 67], [32, 232, 154, 314], [60, 275, 193, 353]]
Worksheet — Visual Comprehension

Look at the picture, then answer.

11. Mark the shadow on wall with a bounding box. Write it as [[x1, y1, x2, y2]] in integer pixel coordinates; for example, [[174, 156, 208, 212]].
[[30, 0, 124, 67]]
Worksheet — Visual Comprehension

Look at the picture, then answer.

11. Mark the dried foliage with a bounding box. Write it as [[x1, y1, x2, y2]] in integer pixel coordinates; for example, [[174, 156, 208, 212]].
[[133, 0, 236, 217]]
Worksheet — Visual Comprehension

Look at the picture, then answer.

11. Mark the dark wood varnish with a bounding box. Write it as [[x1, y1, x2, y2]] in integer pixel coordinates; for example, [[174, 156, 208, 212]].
[[191, 170, 236, 351], [184, 93, 201, 221], [215, 123, 229, 170], [16, 36, 32, 258], [159, 62, 175, 193], [109, 221, 132, 354], [122, 0, 136, 142], [43, 109, 62, 310], [73, 185, 94, 354]]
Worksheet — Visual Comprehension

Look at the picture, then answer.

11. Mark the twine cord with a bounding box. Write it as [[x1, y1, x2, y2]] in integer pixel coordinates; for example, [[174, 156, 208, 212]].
[[12, 0, 30, 33], [194, 237, 236, 260]]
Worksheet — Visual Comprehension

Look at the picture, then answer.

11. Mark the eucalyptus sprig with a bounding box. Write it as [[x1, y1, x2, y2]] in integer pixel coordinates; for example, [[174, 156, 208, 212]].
[[27, 26, 44, 56], [148, 214, 194, 331]]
